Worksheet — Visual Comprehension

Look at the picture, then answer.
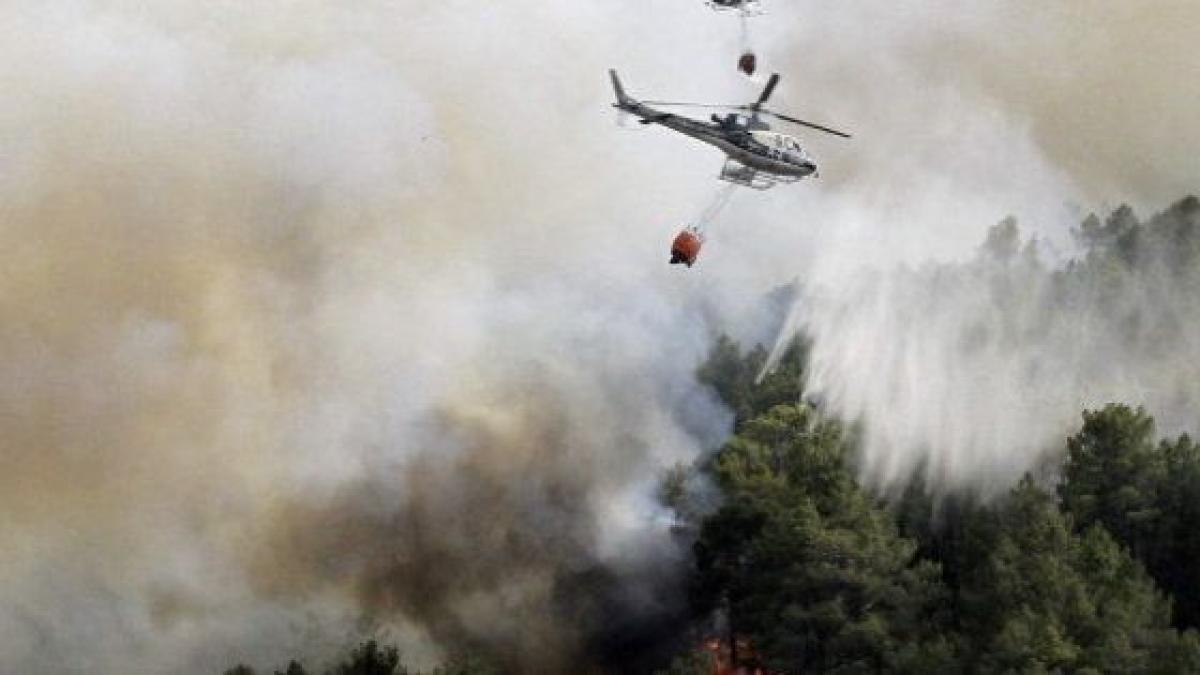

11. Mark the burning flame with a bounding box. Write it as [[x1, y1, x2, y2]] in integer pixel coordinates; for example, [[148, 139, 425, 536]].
[[700, 636, 773, 675]]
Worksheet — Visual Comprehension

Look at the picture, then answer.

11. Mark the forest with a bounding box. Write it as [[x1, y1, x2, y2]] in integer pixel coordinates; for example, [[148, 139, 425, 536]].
[[226, 197, 1200, 674]]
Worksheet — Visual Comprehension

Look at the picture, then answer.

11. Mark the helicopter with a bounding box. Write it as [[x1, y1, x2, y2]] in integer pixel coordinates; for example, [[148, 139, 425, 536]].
[[708, 0, 764, 15], [609, 70, 850, 189], [708, 0, 763, 75]]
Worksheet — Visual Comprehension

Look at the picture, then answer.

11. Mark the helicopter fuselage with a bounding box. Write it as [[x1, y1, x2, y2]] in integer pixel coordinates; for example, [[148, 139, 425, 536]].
[[615, 95, 817, 180], [707, 0, 763, 15]]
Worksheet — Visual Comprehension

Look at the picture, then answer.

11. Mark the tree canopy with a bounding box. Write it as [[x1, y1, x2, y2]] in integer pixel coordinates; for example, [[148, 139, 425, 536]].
[[672, 325, 1200, 674]]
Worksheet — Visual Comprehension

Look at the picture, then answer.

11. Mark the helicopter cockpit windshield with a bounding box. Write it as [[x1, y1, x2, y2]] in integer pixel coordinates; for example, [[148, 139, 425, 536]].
[[750, 131, 810, 166], [781, 137, 809, 165]]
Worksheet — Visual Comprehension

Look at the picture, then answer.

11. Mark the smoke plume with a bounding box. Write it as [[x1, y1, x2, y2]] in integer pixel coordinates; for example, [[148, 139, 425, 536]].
[[0, 2, 737, 672]]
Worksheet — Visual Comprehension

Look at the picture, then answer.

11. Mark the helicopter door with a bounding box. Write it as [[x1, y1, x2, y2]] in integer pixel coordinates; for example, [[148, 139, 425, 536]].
[[768, 135, 786, 159]]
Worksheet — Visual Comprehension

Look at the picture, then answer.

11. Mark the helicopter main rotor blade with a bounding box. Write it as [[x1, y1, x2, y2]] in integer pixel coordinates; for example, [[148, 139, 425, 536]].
[[752, 73, 780, 110], [760, 108, 852, 138], [643, 73, 781, 115]]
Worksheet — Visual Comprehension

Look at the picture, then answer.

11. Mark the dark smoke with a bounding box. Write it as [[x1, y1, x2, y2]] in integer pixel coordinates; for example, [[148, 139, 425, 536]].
[[247, 377, 704, 672]]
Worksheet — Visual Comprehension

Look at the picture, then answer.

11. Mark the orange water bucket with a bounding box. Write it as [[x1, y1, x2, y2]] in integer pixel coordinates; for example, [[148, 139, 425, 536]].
[[670, 229, 704, 267]]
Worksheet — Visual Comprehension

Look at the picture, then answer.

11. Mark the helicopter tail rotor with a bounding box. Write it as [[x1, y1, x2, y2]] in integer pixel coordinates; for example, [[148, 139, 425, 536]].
[[609, 69, 634, 107]]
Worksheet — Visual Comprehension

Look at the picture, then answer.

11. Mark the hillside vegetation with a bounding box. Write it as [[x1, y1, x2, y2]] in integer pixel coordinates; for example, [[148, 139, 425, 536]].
[[229, 198, 1200, 674]]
